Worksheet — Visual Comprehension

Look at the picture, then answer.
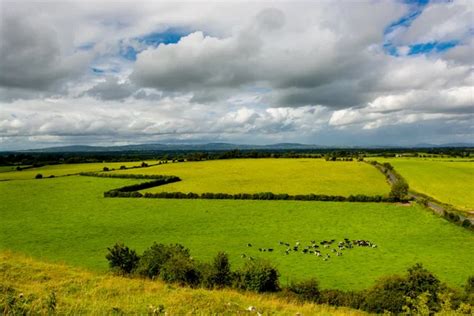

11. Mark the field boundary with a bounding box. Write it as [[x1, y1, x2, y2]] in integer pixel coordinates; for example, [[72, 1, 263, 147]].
[[79, 172, 407, 203], [368, 161, 474, 228]]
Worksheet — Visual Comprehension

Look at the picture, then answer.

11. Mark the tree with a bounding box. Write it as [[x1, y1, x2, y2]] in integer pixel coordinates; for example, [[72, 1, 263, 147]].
[[390, 179, 409, 200], [211, 252, 233, 288], [106, 242, 140, 274]]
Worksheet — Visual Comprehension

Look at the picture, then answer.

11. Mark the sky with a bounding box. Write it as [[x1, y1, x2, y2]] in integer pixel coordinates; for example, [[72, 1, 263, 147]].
[[0, 0, 473, 150]]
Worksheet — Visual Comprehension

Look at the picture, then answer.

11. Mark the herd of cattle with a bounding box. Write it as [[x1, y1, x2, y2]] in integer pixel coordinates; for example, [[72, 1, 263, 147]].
[[242, 238, 377, 261]]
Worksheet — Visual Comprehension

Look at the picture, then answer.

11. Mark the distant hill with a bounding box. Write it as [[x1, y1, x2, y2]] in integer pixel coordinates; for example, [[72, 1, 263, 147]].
[[11, 141, 474, 153], [19, 142, 327, 153]]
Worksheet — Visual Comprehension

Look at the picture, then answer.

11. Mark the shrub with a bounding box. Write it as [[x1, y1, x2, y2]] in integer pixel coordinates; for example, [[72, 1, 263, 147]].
[[103, 167, 109, 172], [135, 243, 190, 279], [105, 243, 140, 274], [465, 276, 474, 295], [389, 179, 409, 201], [35, 174, 43, 179], [461, 219, 472, 228], [119, 165, 126, 170], [209, 252, 233, 288], [288, 278, 320, 302], [160, 252, 200, 287], [363, 275, 407, 313], [234, 259, 280, 293]]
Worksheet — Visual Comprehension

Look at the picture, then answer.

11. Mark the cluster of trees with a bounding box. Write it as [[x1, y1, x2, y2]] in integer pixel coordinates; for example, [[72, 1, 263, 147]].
[[106, 242, 280, 293], [107, 242, 474, 314], [443, 210, 473, 229], [370, 161, 410, 200]]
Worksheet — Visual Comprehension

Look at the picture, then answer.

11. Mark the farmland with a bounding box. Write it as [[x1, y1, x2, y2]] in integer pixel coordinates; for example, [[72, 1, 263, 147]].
[[0, 160, 158, 181], [108, 158, 391, 196], [1, 175, 473, 291], [371, 158, 474, 210]]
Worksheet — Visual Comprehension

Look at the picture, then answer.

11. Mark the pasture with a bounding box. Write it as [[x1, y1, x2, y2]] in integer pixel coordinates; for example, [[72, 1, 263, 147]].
[[0, 160, 158, 181], [108, 158, 391, 196], [372, 158, 474, 210], [1, 175, 473, 291]]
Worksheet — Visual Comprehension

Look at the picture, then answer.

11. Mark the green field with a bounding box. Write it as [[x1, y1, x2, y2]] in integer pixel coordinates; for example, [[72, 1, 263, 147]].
[[0, 161, 157, 181], [107, 158, 391, 196], [372, 158, 474, 210], [1, 175, 472, 291]]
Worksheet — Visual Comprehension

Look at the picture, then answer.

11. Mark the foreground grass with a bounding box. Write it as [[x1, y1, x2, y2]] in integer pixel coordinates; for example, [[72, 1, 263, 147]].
[[109, 158, 390, 196], [0, 252, 364, 315], [0, 161, 158, 181], [371, 158, 474, 210], [1, 176, 473, 290]]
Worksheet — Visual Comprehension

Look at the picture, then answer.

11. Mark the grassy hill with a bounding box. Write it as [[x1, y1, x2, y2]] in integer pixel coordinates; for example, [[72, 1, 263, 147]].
[[0, 251, 364, 315]]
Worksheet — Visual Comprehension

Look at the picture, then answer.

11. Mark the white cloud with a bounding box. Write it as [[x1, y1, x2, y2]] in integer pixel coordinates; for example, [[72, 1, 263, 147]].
[[0, 0, 472, 149]]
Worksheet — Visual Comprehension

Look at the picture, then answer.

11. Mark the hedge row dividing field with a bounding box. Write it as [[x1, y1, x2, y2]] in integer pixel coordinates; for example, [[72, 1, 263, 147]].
[[105, 158, 391, 197], [369, 158, 474, 211], [0, 161, 159, 181], [1, 176, 473, 291]]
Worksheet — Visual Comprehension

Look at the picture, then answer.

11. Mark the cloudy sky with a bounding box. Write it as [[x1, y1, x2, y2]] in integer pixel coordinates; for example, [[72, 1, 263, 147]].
[[0, 0, 472, 150]]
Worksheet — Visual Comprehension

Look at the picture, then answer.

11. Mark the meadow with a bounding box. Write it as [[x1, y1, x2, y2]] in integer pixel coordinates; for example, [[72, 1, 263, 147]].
[[0, 160, 158, 181], [0, 252, 364, 315], [371, 158, 474, 210], [108, 158, 391, 196], [1, 175, 473, 291]]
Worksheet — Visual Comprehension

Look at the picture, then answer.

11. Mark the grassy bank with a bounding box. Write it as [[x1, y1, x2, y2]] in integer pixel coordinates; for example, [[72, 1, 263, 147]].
[[0, 252, 364, 315]]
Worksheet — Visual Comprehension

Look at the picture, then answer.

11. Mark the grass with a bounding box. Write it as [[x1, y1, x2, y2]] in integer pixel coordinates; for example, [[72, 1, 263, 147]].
[[0, 252, 364, 315], [108, 158, 391, 196], [1, 176, 473, 291], [371, 158, 474, 210], [0, 161, 158, 181]]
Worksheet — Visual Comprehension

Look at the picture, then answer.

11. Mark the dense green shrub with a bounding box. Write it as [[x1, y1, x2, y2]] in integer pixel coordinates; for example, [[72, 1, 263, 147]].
[[287, 278, 320, 302], [234, 259, 280, 293], [135, 243, 190, 279], [389, 179, 409, 200], [160, 252, 200, 287], [364, 263, 441, 313], [105, 243, 140, 274], [199, 252, 233, 289], [462, 219, 472, 228], [363, 275, 407, 313], [35, 174, 43, 179], [318, 289, 364, 309]]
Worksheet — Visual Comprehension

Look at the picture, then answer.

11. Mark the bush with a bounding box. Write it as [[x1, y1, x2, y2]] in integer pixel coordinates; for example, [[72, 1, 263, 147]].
[[135, 243, 190, 279], [234, 259, 280, 293], [35, 174, 43, 179], [363, 275, 407, 313], [317, 289, 364, 309], [466, 276, 474, 294], [103, 167, 109, 171], [160, 252, 200, 287], [105, 243, 140, 274], [461, 219, 472, 228], [288, 278, 320, 302], [208, 252, 233, 288], [389, 179, 409, 201]]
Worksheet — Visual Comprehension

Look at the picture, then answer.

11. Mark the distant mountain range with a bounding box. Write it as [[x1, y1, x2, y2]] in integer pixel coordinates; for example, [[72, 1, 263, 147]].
[[11, 142, 474, 153]]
